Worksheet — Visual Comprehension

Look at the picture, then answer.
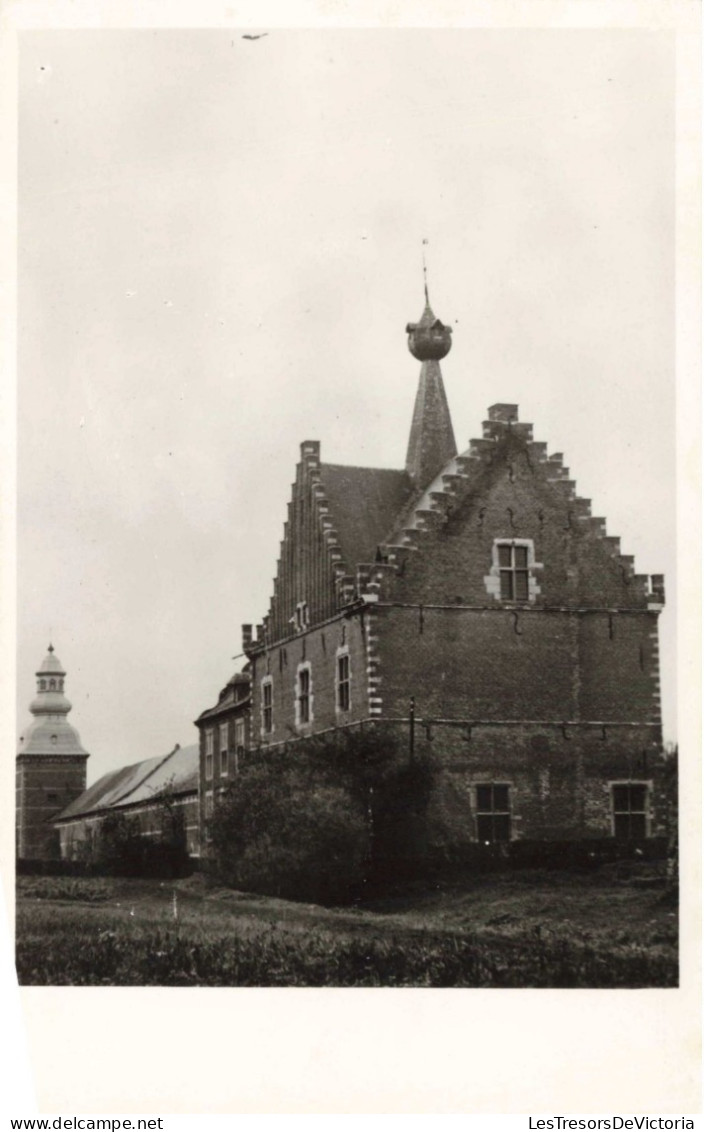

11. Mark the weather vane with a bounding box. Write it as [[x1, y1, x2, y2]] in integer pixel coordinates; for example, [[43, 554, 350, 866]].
[[422, 238, 430, 304]]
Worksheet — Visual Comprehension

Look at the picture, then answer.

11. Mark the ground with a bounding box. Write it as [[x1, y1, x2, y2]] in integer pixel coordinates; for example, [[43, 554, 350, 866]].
[[14, 865, 677, 987]]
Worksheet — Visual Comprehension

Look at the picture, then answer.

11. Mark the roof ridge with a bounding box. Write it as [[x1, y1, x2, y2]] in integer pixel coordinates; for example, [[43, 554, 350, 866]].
[[320, 462, 407, 475], [114, 745, 181, 807]]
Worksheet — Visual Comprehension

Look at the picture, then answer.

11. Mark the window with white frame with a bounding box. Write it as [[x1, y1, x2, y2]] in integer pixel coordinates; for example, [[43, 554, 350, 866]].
[[612, 783, 649, 839], [296, 663, 313, 726], [261, 677, 273, 735], [219, 722, 228, 775], [336, 651, 350, 712], [498, 543, 529, 601], [484, 539, 541, 603], [475, 783, 512, 843], [205, 729, 214, 780], [235, 717, 246, 755]]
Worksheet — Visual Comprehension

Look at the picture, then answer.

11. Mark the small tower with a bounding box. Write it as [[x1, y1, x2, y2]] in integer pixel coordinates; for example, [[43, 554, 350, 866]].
[[405, 274, 457, 489], [16, 645, 90, 861]]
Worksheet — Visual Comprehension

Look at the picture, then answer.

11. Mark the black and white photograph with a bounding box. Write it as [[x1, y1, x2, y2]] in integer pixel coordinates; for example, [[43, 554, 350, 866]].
[[2, 0, 699, 1117]]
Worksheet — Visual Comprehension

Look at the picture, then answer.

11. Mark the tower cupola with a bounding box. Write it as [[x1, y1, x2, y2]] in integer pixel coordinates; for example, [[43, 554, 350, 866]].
[[16, 643, 90, 862], [406, 298, 453, 361], [19, 644, 87, 756]]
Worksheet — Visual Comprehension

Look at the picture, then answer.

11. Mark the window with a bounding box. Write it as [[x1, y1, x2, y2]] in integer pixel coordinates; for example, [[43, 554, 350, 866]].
[[612, 783, 648, 839], [262, 678, 273, 734], [337, 652, 350, 712], [205, 729, 214, 780], [49, 679, 56, 690], [476, 784, 511, 843], [205, 791, 213, 818], [296, 664, 312, 726], [498, 543, 529, 601], [234, 718, 245, 756], [219, 723, 228, 775], [39, 680, 46, 691], [484, 539, 541, 604]]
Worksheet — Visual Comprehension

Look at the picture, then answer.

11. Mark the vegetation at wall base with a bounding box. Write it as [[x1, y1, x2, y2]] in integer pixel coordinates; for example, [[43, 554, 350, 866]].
[[208, 730, 434, 903]]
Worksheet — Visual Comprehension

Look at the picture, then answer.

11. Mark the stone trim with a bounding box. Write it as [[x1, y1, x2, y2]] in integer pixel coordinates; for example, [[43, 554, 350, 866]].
[[294, 661, 314, 731], [484, 537, 543, 602]]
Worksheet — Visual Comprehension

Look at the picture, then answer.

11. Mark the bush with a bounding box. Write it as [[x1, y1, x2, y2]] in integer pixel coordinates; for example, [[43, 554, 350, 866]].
[[93, 809, 191, 879], [210, 770, 369, 903], [16, 875, 112, 902], [209, 729, 435, 903]]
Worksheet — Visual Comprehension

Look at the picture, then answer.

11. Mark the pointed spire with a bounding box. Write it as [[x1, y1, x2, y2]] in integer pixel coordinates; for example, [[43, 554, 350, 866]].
[[404, 252, 457, 488]]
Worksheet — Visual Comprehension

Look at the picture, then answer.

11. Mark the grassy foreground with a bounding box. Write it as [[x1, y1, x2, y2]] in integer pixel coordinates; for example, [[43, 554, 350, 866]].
[[14, 869, 677, 988]]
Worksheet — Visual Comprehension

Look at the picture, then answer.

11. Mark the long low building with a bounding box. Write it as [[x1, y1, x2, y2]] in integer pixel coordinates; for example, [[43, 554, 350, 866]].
[[54, 741, 200, 861]]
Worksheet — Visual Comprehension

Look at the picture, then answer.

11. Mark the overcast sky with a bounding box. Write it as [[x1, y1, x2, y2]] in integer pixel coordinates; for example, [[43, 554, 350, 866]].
[[18, 28, 675, 783]]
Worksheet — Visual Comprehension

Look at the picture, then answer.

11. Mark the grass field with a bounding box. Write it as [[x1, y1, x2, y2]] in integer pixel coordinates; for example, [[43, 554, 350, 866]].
[[14, 867, 678, 987]]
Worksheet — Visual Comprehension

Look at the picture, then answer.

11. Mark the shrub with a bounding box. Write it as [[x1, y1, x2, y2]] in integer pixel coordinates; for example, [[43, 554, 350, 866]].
[[92, 807, 191, 879], [16, 875, 112, 902], [209, 728, 435, 902], [210, 771, 369, 903]]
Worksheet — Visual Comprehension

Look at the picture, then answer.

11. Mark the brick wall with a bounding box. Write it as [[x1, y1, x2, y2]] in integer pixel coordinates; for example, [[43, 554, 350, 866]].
[[240, 411, 666, 852], [16, 756, 87, 860], [57, 793, 199, 860], [198, 701, 251, 854], [369, 605, 660, 726], [250, 612, 368, 745]]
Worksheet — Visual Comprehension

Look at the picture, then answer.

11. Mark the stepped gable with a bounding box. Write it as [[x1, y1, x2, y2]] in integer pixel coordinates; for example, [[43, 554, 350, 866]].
[[371, 403, 665, 608], [259, 440, 413, 646]]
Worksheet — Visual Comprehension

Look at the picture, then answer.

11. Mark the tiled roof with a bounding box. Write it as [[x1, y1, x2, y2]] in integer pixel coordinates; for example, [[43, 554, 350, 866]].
[[55, 743, 199, 821], [122, 744, 199, 806], [319, 464, 413, 565]]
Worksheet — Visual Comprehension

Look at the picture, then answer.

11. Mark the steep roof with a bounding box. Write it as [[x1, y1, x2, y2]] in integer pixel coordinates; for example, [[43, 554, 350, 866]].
[[404, 358, 457, 489], [319, 463, 413, 565], [56, 743, 199, 821]]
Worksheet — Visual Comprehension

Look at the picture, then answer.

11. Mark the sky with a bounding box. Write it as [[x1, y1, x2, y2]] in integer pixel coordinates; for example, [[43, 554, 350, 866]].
[[17, 28, 676, 785]]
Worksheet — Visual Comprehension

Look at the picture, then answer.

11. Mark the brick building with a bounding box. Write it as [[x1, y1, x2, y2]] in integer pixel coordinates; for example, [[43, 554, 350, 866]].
[[54, 742, 200, 861], [16, 645, 90, 861], [18, 292, 669, 866], [240, 291, 668, 853], [195, 670, 251, 850], [16, 645, 200, 863]]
